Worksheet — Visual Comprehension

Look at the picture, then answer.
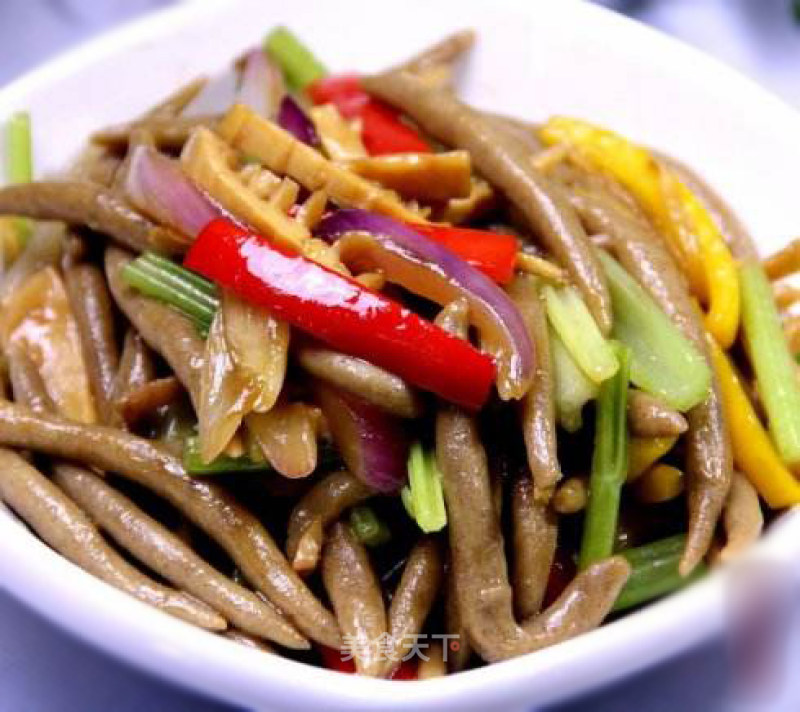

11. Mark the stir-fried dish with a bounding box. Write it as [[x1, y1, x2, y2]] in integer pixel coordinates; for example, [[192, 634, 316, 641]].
[[0, 27, 798, 678]]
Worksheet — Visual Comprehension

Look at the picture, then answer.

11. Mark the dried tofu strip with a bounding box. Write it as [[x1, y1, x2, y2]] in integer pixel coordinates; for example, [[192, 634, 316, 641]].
[[432, 178, 496, 225], [238, 163, 282, 199], [295, 190, 328, 229], [218, 104, 426, 222], [269, 178, 301, 213], [181, 127, 345, 272], [347, 151, 472, 202], [516, 252, 567, 283], [309, 105, 367, 162]]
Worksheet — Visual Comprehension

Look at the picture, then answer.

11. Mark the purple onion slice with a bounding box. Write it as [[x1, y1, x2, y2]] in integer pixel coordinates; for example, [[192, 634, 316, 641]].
[[316, 381, 409, 493], [277, 96, 318, 147], [125, 145, 221, 240], [316, 208, 533, 400]]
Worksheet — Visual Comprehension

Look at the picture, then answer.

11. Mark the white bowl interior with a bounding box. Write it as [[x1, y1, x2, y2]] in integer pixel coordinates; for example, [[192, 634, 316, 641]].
[[1, 0, 799, 709]]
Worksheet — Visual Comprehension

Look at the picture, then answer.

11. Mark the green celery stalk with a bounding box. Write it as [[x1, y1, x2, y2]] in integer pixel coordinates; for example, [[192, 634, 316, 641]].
[[599, 251, 710, 412], [402, 442, 447, 533], [265, 27, 327, 92], [349, 506, 391, 547], [544, 284, 619, 384], [5, 111, 33, 245], [183, 437, 272, 475], [579, 342, 631, 569], [133, 260, 218, 311], [143, 253, 218, 298], [613, 534, 706, 611], [550, 325, 598, 432], [740, 261, 800, 466], [6, 112, 32, 183], [122, 254, 219, 335]]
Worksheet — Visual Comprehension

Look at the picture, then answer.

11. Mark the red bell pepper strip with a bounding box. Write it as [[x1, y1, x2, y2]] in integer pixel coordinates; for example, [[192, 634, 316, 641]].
[[319, 646, 418, 679], [185, 218, 495, 410], [307, 74, 367, 118], [308, 74, 431, 156], [407, 224, 518, 285], [358, 100, 431, 156], [543, 550, 576, 609]]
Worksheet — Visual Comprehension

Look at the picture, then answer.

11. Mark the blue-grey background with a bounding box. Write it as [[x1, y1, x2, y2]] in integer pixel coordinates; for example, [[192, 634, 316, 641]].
[[0, 1, 798, 710]]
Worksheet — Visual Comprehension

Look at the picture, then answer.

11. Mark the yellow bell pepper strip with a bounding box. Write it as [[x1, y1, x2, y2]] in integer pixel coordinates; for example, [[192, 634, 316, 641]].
[[709, 337, 800, 508], [539, 117, 740, 348], [627, 435, 678, 483], [539, 118, 704, 287], [659, 171, 740, 348], [634, 464, 685, 504]]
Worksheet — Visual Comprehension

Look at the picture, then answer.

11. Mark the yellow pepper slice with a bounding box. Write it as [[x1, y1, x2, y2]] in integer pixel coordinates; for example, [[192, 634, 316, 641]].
[[634, 464, 684, 504], [709, 338, 800, 508], [540, 117, 663, 213], [539, 117, 740, 347], [660, 172, 740, 348], [627, 435, 677, 482]]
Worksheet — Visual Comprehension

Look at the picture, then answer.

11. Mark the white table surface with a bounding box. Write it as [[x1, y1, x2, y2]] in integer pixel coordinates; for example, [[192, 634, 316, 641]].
[[1, 1, 799, 710]]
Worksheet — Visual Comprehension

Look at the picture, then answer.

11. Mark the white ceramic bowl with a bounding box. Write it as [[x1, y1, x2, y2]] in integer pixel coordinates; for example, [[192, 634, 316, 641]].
[[1, 1, 799, 709]]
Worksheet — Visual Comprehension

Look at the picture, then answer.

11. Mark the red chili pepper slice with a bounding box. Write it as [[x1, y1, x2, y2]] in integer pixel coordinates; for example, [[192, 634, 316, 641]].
[[543, 550, 576, 608], [318, 646, 418, 679], [319, 645, 357, 673], [307, 74, 367, 118], [358, 100, 431, 156], [185, 218, 495, 410], [308, 74, 431, 155], [407, 224, 519, 285]]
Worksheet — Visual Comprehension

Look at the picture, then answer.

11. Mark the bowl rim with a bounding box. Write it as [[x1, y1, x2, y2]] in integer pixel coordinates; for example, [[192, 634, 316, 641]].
[[1, 0, 800, 709]]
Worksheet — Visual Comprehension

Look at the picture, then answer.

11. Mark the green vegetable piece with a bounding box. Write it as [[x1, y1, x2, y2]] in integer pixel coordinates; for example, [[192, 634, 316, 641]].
[[6, 112, 32, 184], [599, 251, 710, 412], [402, 442, 447, 533], [122, 253, 219, 336], [183, 436, 271, 475], [265, 27, 327, 92], [740, 261, 800, 465], [5, 111, 33, 244], [349, 505, 391, 547], [613, 534, 706, 611], [544, 284, 619, 384], [550, 325, 598, 432], [579, 342, 631, 569]]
